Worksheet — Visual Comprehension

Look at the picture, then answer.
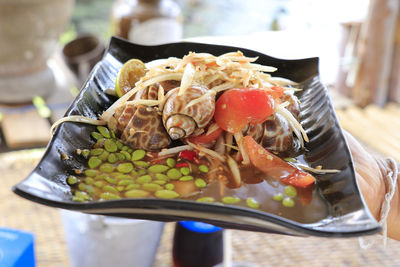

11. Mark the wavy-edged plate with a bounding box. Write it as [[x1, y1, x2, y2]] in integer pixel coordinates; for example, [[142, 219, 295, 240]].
[[12, 37, 380, 237]]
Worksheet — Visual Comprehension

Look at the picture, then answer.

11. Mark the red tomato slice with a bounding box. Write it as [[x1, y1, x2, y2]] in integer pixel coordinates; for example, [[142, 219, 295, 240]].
[[243, 136, 315, 188], [188, 127, 223, 145], [214, 88, 274, 133]]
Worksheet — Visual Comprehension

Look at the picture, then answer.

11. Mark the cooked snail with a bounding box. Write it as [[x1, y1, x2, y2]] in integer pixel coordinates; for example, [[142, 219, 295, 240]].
[[115, 104, 170, 150], [163, 85, 215, 140]]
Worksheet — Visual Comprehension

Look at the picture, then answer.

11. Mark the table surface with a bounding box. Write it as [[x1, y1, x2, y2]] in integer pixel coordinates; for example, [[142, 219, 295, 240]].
[[2, 107, 400, 266], [2, 31, 400, 267]]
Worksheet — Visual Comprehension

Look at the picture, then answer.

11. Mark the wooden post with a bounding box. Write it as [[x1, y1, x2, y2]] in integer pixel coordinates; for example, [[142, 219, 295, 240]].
[[389, 3, 400, 103], [352, 0, 399, 107]]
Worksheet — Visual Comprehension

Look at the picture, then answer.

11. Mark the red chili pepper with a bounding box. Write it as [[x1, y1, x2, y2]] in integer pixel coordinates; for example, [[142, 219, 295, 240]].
[[243, 136, 315, 188], [179, 150, 198, 162], [176, 162, 190, 168]]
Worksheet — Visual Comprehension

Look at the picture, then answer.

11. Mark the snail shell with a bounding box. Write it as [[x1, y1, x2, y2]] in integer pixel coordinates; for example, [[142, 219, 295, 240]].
[[260, 113, 293, 153], [135, 84, 159, 100], [242, 123, 264, 143], [162, 85, 215, 140], [114, 104, 170, 150], [159, 80, 180, 92], [281, 92, 300, 119]]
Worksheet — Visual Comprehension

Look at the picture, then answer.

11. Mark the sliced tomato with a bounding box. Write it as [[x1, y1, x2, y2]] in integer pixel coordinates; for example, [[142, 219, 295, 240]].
[[188, 127, 223, 144], [243, 136, 315, 188], [214, 88, 274, 133]]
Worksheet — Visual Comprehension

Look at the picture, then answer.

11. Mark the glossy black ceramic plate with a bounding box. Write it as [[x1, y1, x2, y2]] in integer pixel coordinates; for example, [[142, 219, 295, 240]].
[[12, 37, 380, 237]]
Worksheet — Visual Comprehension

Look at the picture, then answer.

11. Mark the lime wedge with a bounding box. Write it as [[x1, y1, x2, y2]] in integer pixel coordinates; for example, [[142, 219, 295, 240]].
[[115, 59, 147, 97]]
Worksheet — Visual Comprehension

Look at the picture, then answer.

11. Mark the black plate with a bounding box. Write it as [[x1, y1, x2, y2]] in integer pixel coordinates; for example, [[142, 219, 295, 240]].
[[12, 37, 380, 237]]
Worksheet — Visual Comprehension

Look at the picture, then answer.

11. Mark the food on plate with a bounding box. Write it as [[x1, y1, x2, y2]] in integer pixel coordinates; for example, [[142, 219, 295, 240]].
[[54, 51, 339, 221]]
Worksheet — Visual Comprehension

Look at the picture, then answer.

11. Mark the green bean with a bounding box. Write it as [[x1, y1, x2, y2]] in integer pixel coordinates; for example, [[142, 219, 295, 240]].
[[116, 186, 125, 192], [120, 151, 131, 160], [130, 169, 139, 176], [222, 196, 240, 204], [97, 126, 111, 138], [166, 158, 176, 168], [195, 178, 207, 188], [81, 149, 90, 158], [72, 196, 85, 202], [153, 180, 167, 185], [104, 139, 118, 152], [165, 183, 174, 190], [167, 168, 182, 180], [282, 197, 295, 208], [91, 132, 102, 140], [103, 185, 119, 194], [180, 167, 190, 175], [67, 175, 78, 185], [121, 146, 129, 151], [117, 163, 134, 174], [99, 163, 115, 173], [99, 151, 110, 161], [125, 184, 141, 190], [155, 173, 168, 181], [75, 191, 90, 200], [198, 165, 209, 173], [148, 164, 169, 173], [196, 197, 214, 203], [131, 149, 146, 161], [125, 189, 149, 198], [96, 173, 109, 180], [155, 190, 179, 199], [273, 193, 284, 201], [133, 161, 150, 168], [90, 148, 104, 156], [136, 175, 152, 184], [105, 177, 117, 184], [246, 198, 260, 209], [85, 185, 94, 194], [142, 183, 163, 192], [94, 181, 105, 188], [84, 169, 98, 177], [86, 177, 95, 185], [88, 156, 101, 169], [179, 176, 193, 181], [137, 169, 147, 176], [116, 141, 123, 150], [116, 152, 126, 161], [78, 183, 86, 191], [100, 192, 120, 200], [127, 148, 133, 153], [107, 153, 118, 163], [118, 180, 134, 186], [284, 185, 297, 198], [114, 173, 131, 180]]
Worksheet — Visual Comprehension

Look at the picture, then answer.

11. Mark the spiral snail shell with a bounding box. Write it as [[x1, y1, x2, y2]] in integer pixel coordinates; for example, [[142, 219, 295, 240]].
[[162, 85, 215, 140]]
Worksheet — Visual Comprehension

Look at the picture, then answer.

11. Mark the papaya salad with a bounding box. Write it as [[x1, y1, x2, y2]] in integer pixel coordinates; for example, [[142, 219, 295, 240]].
[[54, 51, 339, 220]]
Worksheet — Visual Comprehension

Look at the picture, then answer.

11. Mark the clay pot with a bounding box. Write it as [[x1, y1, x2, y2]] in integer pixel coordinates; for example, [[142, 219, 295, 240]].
[[0, 0, 74, 77]]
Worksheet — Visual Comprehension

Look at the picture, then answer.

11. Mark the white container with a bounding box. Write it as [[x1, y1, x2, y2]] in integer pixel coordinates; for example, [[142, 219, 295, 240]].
[[60, 210, 164, 267]]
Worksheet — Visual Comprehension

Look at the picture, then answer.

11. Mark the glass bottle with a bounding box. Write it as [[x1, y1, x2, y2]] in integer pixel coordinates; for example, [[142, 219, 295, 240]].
[[110, 0, 183, 45], [172, 221, 224, 267]]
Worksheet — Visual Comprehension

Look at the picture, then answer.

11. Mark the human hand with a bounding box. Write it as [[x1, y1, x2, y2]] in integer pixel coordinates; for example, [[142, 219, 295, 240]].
[[344, 131, 400, 241]]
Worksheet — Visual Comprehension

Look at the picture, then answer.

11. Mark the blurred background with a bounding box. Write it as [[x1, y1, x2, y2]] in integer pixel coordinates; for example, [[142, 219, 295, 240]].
[[1, 0, 400, 266]]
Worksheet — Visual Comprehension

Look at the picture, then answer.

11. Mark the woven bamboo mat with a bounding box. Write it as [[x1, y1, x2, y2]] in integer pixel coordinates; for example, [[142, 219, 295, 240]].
[[2, 104, 400, 267]]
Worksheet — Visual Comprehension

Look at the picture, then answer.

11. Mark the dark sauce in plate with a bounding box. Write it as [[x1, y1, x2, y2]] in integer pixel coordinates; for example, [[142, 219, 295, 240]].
[[68, 128, 330, 224]]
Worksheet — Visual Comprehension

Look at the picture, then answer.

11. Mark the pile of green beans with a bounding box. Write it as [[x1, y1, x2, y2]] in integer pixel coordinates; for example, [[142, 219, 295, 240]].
[[68, 126, 262, 210], [69, 126, 213, 202]]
